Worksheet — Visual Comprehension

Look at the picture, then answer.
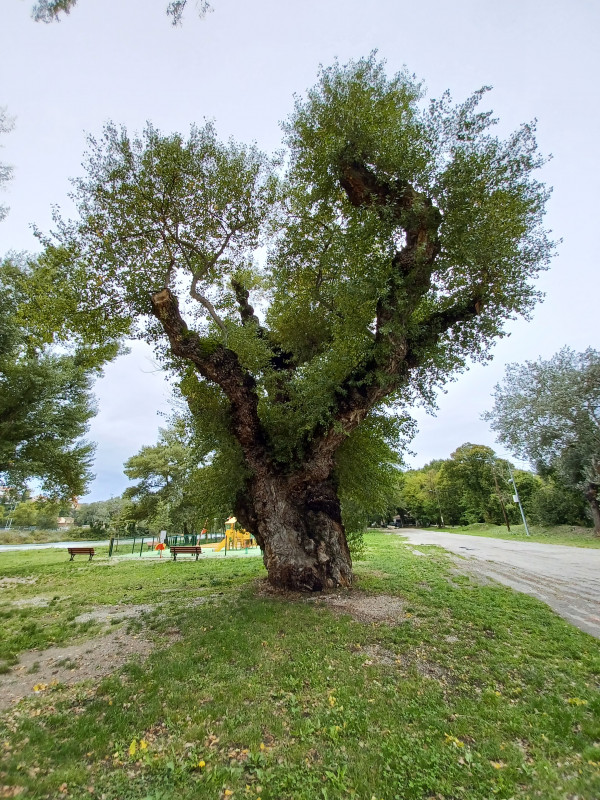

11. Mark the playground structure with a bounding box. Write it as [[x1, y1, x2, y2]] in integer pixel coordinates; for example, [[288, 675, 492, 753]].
[[213, 517, 256, 552], [108, 516, 258, 558]]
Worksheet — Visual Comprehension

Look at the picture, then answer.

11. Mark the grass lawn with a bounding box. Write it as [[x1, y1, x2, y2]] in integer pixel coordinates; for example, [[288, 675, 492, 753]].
[[0, 532, 599, 799], [419, 522, 600, 549]]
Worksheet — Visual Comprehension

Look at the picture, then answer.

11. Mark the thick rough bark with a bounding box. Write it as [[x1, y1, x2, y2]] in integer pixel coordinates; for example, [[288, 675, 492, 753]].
[[235, 474, 352, 591], [585, 482, 600, 537]]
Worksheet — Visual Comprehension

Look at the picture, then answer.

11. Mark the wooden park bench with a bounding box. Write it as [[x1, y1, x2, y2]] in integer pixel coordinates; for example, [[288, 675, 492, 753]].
[[67, 547, 95, 561], [170, 545, 203, 561]]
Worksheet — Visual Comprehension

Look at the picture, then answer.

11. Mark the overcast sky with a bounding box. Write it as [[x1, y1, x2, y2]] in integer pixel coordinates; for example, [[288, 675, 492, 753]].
[[2, 0, 598, 501]]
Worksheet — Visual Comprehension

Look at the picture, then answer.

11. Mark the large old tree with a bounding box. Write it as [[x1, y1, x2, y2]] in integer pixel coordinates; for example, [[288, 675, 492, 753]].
[[36, 57, 554, 588]]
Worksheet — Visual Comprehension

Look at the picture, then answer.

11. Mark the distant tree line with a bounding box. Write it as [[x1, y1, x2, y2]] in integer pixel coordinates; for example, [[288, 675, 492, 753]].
[[397, 443, 588, 530]]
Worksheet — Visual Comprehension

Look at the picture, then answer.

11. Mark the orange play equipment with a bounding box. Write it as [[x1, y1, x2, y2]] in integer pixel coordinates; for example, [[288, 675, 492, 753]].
[[213, 516, 257, 552]]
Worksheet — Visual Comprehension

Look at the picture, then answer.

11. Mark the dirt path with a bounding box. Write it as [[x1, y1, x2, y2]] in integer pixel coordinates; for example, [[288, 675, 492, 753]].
[[394, 529, 600, 639]]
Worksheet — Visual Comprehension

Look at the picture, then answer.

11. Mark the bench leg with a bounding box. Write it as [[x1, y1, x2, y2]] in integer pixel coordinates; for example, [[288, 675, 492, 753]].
[[69, 553, 74, 561], [89, 553, 93, 561]]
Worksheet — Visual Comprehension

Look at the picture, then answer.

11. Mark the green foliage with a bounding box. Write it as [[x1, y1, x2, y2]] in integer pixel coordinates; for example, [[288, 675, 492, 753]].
[[398, 460, 459, 527], [37, 121, 278, 337], [399, 443, 591, 529], [121, 413, 246, 534], [399, 444, 533, 527], [271, 56, 552, 394], [0, 258, 118, 499], [0, 106, 14, 222], [0, 496, 63, 529], [334, 413, 412, 549], [485, 347, 600, 529], [35, 57, 554, 554], [440, 443, 513, 525], [43, 57, 554, 450], [30, 0, 211, 25], [528, 476, 589, 527], [75, 496, 127, 534]]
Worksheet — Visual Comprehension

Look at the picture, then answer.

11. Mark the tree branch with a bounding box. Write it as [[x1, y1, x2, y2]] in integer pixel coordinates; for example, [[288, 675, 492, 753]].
[[190, 275, 227, 334], [231, 279, 262, 328], [150, 288, 269, 471], [294, 160, 489, 479]]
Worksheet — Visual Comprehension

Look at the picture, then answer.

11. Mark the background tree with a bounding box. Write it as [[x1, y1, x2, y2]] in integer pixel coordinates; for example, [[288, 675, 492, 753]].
[[441, 443, 514, 528], [30, 0, 210, 25], [0, 258, 118, 499], [123, 419, 201, 536], [0, 106, 14, 222], [37, 56, 554, 589], [74, 496, 126, 535], [528, 477, 588, 527], [484, 347, 600, 534], [398, 461, 459, 527], [398, 445, 533, 528]]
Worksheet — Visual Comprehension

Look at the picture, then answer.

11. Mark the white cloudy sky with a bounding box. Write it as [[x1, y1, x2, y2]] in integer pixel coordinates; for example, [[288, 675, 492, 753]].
[[2, 0, 598, 501]]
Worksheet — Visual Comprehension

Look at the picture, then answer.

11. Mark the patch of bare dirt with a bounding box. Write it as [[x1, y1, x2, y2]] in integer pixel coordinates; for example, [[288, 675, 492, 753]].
[[74, 604, 154, 624], [255, 581, 410, 625], [253, 580, 314, 604], [320, 592, 407, 624], [0, 576, 37, 588], [396, 652, 451, 682], [0, 626, 182, 711], [10, 596, 52, 608], [360, 644, 397, 665], [352, 643, 450, 683]]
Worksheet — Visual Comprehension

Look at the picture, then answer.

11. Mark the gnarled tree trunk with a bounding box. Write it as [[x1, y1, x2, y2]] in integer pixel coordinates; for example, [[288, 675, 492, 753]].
[[236, 474, 352, 591]]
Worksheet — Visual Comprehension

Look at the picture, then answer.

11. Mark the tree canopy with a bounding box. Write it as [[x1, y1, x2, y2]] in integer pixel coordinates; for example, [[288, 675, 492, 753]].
[[30, 0, 210, 25], [0, 258, 117, 499], [37, 56, 554, 588], [398, 443, 542, 529], [0, 106, 14, 223], [485, 347, 600, 534]]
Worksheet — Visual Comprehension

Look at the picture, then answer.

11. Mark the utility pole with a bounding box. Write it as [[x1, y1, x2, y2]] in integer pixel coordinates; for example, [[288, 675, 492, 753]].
[[508, 465, 530, 536]]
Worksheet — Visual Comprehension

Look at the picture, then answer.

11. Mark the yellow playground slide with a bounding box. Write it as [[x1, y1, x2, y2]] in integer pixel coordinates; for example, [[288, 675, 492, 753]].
[[213, 517, 256, 551]]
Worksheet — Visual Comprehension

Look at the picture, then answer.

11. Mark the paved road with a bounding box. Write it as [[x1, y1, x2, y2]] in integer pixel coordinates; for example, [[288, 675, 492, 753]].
[[0, 539, 111, 552], [394, 529, 600, 640]]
